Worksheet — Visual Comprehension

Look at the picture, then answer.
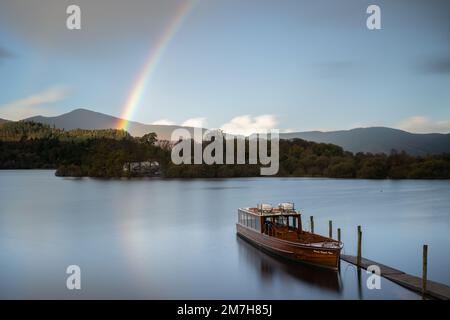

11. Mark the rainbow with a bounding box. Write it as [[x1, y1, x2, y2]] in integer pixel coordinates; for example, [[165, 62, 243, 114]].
[[118, 0, 197, 130]]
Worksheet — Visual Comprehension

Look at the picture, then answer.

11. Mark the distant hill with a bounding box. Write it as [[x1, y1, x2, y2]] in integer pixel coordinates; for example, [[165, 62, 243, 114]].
[[280, 127, 450, 156], [0, 118, 9, 125], [23, 109, 450, 155], [25, 108, 197, 140]]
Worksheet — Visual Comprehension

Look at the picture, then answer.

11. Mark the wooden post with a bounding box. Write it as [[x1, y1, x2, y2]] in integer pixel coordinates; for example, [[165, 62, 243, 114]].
[[422, 244, 428, 295], [357, 225, 362, 267], [338, 228, 341, 242], [310, 216, 314, 233], [329, 220, 332, 238]]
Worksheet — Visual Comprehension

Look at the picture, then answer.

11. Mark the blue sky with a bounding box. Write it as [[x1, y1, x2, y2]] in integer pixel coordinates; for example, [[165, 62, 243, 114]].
[[0, 0, 449, 133]]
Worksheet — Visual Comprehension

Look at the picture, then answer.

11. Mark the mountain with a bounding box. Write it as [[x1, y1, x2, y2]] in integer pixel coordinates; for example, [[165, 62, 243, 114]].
[[280, 127, 450, 156], [0, 118, 9, 125], [25, 108, 198, 140], [23, 109, 450, 155]]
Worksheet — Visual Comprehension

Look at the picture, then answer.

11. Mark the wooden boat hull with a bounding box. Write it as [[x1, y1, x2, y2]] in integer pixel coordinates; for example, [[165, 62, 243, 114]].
[[236, 223, 341, 270]]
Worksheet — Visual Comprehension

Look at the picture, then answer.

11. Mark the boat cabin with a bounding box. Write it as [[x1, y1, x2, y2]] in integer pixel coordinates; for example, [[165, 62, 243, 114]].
[[236, 202, 343, 270], [238, 203, 303, 241]]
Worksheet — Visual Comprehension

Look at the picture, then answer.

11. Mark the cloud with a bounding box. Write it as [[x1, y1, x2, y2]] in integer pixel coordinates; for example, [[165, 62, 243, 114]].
[[220, 115, 278, 136], [419, 56, 450, 74], [0, 47, 13, 59], [280, 128, 298, 133], [181, 117, 207, 128], [396, 116, 450, 133], [149, 115, 278, 135], [151, 119, 176, 125], [151, 117, 207, 128], [0, 0, 185, 53], [0, 86, 69, 120]]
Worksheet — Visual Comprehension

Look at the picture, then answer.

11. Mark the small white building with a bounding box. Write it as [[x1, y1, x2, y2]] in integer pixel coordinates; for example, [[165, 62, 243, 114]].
[[123, 160, 160, 176]]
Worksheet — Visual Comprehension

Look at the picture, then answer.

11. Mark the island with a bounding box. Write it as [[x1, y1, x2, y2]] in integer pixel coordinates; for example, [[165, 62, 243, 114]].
[[0, 121, 449, 179]]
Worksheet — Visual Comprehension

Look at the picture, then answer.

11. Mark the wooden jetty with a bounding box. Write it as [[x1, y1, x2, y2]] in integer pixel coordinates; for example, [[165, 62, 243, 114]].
[[341, 254, 450, 300]]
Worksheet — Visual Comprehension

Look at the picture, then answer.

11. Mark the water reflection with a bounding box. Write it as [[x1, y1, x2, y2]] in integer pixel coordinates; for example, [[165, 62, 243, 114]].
[[356, 267, 363, 300], [236, 235, 343, 293], [0, 172, 435, 299]]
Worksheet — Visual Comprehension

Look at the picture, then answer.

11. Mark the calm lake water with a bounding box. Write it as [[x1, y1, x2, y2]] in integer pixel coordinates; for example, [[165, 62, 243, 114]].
[[1, 170, 449, 299]]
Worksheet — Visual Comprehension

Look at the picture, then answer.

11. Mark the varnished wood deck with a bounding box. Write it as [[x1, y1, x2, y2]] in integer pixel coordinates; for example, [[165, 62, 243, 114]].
[[341, 254, 450, 300]]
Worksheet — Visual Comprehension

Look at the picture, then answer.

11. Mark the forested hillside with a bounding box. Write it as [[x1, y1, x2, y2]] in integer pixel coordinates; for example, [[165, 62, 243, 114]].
[[1, 121, 449, 179]]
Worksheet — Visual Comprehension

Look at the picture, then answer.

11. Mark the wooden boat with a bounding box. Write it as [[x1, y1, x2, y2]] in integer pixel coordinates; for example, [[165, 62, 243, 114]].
[[236, 203, 343, 270]]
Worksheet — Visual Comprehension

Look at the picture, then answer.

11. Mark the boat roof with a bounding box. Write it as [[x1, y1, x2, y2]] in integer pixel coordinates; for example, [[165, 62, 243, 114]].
[[240, 207, 301, 216]]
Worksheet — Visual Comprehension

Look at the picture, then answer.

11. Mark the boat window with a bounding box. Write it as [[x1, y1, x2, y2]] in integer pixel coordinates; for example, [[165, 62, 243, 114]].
[[241, 211, 248, 226], [289, 216, 296, 228], [239, 211, 260, 231], [255, 216, 261, 231], [275, 216, 288, 226]]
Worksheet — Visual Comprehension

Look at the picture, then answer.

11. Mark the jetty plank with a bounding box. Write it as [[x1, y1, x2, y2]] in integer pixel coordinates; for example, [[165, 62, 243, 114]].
[[341, 255, 404, 275], [341, 254, 450, 300]]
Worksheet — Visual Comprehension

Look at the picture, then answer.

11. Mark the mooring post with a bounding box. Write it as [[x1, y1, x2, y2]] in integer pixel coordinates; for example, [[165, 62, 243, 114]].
[[422, 244, 428, 295], [357, 225, 362, 267], [310, 216, 314, 233], [338, 228, 341, 242], [329, 220, 332, 238]]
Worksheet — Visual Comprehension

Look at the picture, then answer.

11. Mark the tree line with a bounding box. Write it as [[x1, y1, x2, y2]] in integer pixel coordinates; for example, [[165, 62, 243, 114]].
[[0, 121, 449, 179]]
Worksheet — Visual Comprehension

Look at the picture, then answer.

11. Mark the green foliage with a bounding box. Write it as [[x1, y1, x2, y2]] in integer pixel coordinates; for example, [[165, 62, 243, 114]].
[[0, 121, 164, 177], [0, 121, 449, 179], [162, 137, 450, 179], [0, 121, 131, 142]]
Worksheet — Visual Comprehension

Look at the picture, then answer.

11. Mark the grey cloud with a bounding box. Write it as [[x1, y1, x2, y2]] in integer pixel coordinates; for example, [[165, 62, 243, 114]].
[[419, 57, 450, 75], [0, 0, 183, 53], [0, 47, 14, 59], [1, 0, 449, 56]]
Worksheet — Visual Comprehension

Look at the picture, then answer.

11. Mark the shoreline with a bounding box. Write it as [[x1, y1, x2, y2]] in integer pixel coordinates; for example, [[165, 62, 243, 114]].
[[1, 169, 450, 181]]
